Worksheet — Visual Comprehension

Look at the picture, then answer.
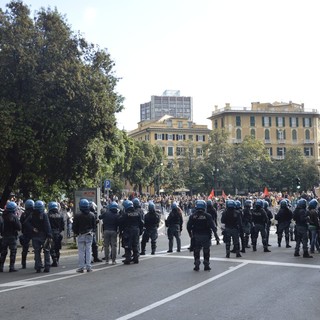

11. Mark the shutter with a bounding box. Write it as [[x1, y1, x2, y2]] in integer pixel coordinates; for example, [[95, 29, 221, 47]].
[[203, 135, 206, 142], [183, 134, 186, 140], [296, 117, 299, 127], [162, 134, 165, 140], [262, 117, 265, 126], [284, 130, 286, 139], [276, 117, 278, 127], [270, 147, 273, 156], [283, 117, 285, 127], [196, 135, 198, 141], [155, 133, 157, 140], [165, 134, 168, 140], [311, 148, 313, 156], [289, 117, 292, 127], [269, 117, 272, 126], [310, 117, 312, 127], [173, 134, 175, 140], [303, 118, 305, 127]]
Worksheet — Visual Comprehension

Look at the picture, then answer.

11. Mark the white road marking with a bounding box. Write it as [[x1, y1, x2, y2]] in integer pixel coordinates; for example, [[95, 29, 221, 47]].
[[115, 262, 248, 320]]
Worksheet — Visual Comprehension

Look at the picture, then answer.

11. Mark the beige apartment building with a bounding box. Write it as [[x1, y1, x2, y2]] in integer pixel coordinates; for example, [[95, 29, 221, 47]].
[[128, 115, 210, 164], [208, 101, 320, 163]]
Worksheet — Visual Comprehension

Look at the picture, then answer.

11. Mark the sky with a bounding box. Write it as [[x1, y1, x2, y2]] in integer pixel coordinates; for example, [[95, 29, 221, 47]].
[[1, 0, 320, 131]]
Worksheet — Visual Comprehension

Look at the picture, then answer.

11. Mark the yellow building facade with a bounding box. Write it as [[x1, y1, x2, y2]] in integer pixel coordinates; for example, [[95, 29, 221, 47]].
[[128, 115, 211, 164], [208, 101, 320, 163]]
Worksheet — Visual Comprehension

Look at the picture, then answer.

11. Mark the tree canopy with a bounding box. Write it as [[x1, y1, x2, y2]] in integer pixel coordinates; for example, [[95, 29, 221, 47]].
[[0, 1, 123, 206]]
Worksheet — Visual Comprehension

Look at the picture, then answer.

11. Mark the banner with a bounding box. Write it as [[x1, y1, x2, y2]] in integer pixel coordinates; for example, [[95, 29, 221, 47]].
[[208, 188, 215, 199]]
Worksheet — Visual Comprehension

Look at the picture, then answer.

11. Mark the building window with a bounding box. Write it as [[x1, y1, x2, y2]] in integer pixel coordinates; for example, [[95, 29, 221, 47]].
[[236, 116, 241, 126], [176, 147, 185, 156], [290, 117, 298, 127], [214, 119, 218, 129], [303, 117, 312, 128], [196, 147, 203, 156], [188, 134, 193, 141], [187, 121, 192, 128], [250, 116, 255, 127], [177, 134, 183, 141], [168, 146, 174, 157], [292, 129, 297, 142], [277, 147, 286, 159], [197, 135, 203, 142], [304, 147, 313, 157], [168, 134, 173, 140], [262, 116, 271, 127], [305, 129, 310, 141], [167, 119, 172, 127], [236, 128, 241, 140], [265, 129, 270, 142], [178, 121, 183, 128], [276, 117, 285, 127], [221, 118, 224, 128], [156, 133, 163, 140], [250, 129, 256, 139], [277, 129, 286, 142]]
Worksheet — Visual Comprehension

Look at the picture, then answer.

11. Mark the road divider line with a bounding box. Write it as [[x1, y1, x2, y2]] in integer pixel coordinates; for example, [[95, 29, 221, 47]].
[[115, 262, 248, 320]]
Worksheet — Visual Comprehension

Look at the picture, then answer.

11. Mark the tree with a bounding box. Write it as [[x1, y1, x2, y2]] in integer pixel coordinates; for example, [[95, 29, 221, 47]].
[[230, 136, 271, 194], [0, 1, 123, 206]]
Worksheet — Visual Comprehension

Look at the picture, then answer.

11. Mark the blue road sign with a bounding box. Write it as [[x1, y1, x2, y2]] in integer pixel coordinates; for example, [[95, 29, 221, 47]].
[[104, 179, 111, 189]]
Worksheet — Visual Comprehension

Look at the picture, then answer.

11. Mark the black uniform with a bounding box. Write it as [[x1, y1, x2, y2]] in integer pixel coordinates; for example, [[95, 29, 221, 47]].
[[0, 210, 21, 272], [166, 207, 183, 252], [48, 208, 64, 266], [119, 206, 144, 264], [275, 206, 293, 248], [221, 207, 242, 258], [187, 208, 216, 271], [293, 204, 312, 258], [19, 207, 33, 268], [140, 208, 160, 255], [251, 205, 270, 252]]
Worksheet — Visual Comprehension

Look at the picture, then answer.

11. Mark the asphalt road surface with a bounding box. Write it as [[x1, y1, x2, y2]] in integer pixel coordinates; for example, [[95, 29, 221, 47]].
[[0, 216, 320, 320]]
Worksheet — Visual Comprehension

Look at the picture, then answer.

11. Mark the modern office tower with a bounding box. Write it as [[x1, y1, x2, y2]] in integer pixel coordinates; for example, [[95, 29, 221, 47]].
[[140, 90, 193, 122]]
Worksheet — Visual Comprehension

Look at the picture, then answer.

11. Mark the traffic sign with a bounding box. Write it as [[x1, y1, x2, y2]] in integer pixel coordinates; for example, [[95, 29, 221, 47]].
[[104, 179, 111, 189]]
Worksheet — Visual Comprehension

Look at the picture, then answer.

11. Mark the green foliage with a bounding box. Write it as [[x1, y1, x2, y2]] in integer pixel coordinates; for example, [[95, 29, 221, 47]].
[[0, 1, 123, 206]]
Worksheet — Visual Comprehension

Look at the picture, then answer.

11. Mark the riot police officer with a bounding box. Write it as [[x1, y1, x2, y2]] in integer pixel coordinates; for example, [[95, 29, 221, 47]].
[[19, 199, 34, 269], [25, 200, 53, 273], [0, 202, 21, 272], [166, 202, 183, 253], [140, 201, 160, 255], [251, 199, 270, 253], [187, 200, 216, 271], [119, 200, 144, 264], [221, 200, 242, 258], [293, 198, 313, 258], [48, 201, 64, 266], [275, 199, 293, 248], [99, 201, 120, 264]]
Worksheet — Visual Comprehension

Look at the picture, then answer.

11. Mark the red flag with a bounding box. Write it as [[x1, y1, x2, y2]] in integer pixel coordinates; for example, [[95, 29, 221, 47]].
[[208, 188, 215, 199], [263, 187, 269, 197], [222, 190, 227, 200]]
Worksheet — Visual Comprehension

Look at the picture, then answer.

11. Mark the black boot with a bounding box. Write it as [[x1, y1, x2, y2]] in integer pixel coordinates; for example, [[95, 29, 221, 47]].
[[21, 252, 27, 269], [303, 251, 313, 258]]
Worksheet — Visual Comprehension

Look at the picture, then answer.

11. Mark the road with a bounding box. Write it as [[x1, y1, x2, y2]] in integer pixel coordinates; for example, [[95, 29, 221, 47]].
[[0, 215, 320, 320]]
